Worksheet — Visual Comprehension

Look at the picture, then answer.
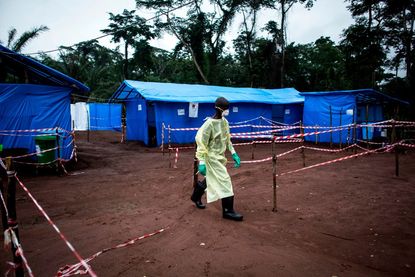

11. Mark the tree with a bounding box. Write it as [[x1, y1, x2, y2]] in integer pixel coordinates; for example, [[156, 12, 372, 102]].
[[3, 25, 49, 52], [272, 0, 315, 87], [101, 9, 156, 79]]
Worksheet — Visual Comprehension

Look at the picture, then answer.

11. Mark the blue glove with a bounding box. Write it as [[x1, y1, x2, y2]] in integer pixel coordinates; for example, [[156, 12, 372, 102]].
[[232, 153, 241, 168], [198, 163, 206, 176]]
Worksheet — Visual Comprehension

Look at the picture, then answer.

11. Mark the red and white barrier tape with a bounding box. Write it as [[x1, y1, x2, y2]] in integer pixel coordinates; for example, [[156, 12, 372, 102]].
[[240, 156, 273, 164], [57, 228, 166, 277], [277, 144, 395, 177], [302, 143, 357, 153], [399, 142, 415, 148], [14, 175, 97, 277], [5, 228, 34, 277]]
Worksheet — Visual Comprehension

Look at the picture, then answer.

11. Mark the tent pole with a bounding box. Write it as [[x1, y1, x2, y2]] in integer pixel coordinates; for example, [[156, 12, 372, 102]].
[[315, 125, 318, 145]]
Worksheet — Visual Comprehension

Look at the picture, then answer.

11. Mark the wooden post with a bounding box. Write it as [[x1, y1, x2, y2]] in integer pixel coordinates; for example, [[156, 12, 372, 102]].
[[300, 121, 305, 167], [391, 120, 399, 177], [251, 141, 256, 160], [55, 128, 61, 174], [347, 125, 351, 149], [329, 105, 333, 148], [168, 124, 171, 168], [352, 105, 357, 154], [5, 159, 24, 277], [272, 154, 277, 212], [365, 104, 369, 149], [87, 108, 90, 142], [161, 122, 165, 156], [339, 108, 343, 149]]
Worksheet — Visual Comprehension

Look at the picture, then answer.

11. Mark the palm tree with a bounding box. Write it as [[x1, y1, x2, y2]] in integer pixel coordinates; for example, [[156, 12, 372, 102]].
[[3, 25, 49, 52]]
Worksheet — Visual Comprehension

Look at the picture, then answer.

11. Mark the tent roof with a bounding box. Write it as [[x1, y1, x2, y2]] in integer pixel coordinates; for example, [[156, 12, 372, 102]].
[[0, 44, 90, 93], [110, 80, 304, 104], [300, 89, 409, 105]]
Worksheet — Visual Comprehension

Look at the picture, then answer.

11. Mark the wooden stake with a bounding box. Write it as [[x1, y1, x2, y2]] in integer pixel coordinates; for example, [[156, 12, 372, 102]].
[[161, 122, 165, 156], [339, 108, 343, 149], [365, 104, 369, 149], [272, 154, 277, 212], [56, 128, 61, 175], [168, 124, 171, 168], [329, 105, 333, 148], [391, 120, 399, 177], [5, 159, 24, 277], [251, 141, 256, 160], [300, 121, 305, 167]]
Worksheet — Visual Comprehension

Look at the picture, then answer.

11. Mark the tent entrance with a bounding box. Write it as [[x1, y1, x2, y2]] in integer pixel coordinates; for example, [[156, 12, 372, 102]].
[[147, 102, 157, 147]]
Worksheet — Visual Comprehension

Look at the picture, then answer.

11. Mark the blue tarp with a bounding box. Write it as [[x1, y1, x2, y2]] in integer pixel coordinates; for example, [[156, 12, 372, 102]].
[[111, 81, 304, 146], [88, 103, 122, 131], [111, 80, 304, 104], [0, 84, 73, 160], [303, 94, 356, 143], [302, 91, 387, 143], [157, 102, 271, 145]]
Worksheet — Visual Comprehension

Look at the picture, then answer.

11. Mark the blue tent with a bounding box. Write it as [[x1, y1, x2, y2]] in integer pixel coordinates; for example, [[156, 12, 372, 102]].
[[301, 89, 409, 143], [88, 103, 122, 131], [110, 80, 304, 146], [0, 45, 89, 161]]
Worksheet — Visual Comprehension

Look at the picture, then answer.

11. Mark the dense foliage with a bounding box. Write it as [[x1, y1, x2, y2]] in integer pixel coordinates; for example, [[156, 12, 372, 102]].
[[4, 0, 414, 116]]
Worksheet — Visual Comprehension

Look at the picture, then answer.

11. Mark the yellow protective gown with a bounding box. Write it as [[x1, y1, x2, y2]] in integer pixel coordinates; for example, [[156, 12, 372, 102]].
[[195, 117, 235, 203]]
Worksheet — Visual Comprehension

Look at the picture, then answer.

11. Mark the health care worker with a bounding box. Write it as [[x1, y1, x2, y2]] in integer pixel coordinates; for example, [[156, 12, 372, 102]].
[[191, 97, 243, 221]]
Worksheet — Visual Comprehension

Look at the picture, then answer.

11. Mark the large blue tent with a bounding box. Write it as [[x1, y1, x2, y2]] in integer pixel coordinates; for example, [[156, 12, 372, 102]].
[[110, 80, 304, 146], [301, 89, 409, 143], [0, 45, 90, 161]]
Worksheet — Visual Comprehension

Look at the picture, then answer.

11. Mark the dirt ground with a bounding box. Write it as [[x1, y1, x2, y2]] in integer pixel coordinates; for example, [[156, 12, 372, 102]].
[[1, 131, 415, 277]]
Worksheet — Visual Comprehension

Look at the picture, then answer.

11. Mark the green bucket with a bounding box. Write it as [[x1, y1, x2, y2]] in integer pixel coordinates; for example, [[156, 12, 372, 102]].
[[35, 135, 57, 164]]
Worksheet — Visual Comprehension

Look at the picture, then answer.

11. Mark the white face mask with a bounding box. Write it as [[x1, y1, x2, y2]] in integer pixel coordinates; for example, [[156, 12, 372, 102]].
[[222, 109, 229, 117]]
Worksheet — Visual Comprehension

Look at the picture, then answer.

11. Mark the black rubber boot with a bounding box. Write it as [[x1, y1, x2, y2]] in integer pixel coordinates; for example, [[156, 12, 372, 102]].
[[191, 179, 207, 209], [222, 196, 243, 221]]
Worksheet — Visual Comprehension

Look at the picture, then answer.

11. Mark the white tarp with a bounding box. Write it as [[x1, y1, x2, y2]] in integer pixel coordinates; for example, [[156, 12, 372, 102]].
[[70, 102, 89, 130]]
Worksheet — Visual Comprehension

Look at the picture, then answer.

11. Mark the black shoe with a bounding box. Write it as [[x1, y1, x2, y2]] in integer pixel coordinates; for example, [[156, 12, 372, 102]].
[[191, 180, 207, 209], [222, 196, 243, 221]]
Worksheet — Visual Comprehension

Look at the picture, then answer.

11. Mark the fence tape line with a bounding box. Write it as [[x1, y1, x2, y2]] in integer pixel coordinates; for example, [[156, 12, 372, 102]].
[[57, 228, 166, 277], [15, 175, 97, 277], [277, 144, 396, 177]]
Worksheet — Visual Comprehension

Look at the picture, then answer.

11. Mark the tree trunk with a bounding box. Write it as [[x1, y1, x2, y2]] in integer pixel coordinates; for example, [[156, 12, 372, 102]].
[[280, 0, 286, 88], [124, 42, 129, 79], [167, 15, 209, 84]]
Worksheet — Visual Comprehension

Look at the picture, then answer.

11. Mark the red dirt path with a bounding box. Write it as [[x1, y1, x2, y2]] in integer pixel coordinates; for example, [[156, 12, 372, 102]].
[[1, 131, 415, 276]]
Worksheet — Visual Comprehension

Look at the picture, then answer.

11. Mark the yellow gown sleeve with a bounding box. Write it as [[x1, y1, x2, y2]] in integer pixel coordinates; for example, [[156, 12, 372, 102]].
[[224, 119, 235, 154], [195, 120, 212, 162]]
